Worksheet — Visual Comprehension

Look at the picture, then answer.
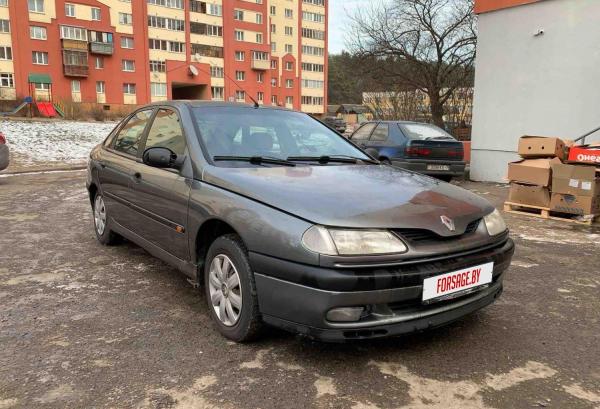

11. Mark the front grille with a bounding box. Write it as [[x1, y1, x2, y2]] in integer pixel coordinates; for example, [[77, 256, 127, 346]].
[[394, 219, 480, 244]]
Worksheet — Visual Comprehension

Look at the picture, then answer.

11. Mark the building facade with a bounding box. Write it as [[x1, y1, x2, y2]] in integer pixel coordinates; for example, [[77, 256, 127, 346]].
[[471, 0, 600, 181], [0, 0, 327, 114]]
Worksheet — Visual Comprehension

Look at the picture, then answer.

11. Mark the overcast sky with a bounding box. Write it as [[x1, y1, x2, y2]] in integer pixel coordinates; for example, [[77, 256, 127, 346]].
[[328, 0, 386, 54]]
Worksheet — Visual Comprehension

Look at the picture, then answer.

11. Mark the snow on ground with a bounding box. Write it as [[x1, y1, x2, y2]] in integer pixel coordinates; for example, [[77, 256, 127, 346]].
[[0, 120, 117, 165]]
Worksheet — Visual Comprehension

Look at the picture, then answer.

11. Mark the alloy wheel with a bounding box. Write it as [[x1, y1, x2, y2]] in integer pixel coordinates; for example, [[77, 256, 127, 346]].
[[94, 195, 107, 236], [208, 254, 243, 326]]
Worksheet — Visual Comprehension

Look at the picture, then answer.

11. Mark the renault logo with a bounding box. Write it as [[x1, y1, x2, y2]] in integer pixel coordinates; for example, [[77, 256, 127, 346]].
[[440, 215, 456, 232]]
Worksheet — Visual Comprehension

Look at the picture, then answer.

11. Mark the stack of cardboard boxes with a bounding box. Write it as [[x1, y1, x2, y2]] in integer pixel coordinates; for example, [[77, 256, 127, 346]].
[[507, 136, 600, 217]]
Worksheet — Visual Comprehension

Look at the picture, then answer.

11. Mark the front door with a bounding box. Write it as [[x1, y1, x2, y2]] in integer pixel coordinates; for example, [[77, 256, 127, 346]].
[[128, 108, 191, 261]]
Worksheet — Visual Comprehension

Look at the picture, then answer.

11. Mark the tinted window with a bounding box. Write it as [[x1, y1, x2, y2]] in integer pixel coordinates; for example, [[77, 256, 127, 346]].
[[370, 123, 389, 141], [113, 110, 152, 156], [400, 123, 456, 140], [144, 109, 186, 156], [351, 123, 376, 140], [193, 107, 369, 161]]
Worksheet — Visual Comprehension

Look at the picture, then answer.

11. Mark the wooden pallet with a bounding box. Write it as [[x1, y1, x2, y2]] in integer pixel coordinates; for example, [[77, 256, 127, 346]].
[[503, 201, 599, 226]]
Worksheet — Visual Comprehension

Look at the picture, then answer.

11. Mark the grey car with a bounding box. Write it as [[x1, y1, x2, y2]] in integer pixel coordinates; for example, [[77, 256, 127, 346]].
[[0, 131, 9, 171], [86, 101, 514, 342]]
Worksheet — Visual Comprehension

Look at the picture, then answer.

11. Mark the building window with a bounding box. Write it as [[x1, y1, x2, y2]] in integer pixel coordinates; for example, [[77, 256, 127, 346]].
[[149, 38, 167, 50], [271, 42, 276, 52], [257, 92, 264, 102], [71, 80, 80, 93], [65, 3, 75, 17], [91, 7, 101, 21], [235, 71, 245, 81], [89, 30, 112, 43], [235, 51, 245, 61], [28, 0, 44, 13], [271, 95, 277, 105], [150, 82, 167, 97], [210, 66, 224, 78], [0, 73, 14, 88], [121, 37, 134, 48], [253, 51, 268, 61], [285, 61, 293, 71], [190, 22, 222, 36], [147, 0, 183, 9], [0, 0, 7, 6], [190, 43, 223, 58], [285, 79, 293, 88], [286, 96, 293, 105], [235, 90, 245, 102], [271, 78, 277, 86], [257, 72, 264, 83], [123, 83, 136, 95], [302, 45, 324, 56], [256, 33, 263, 44], [119, 12, 133, 25], [60, 25, 87, 40], [284, 8, 293, 18], [303, 0, 325, 5], [270, 5, 275, 15], [270, 59, 277, 69], [270, 24, 276, 34], [302, 79, 324, 89], [32, 51, 48, 65], [285, 44, 292, 53], [302, 96, 324, 105], [235, 30, 244, 41], [95, 57, 104, 69], [149, 60, 166, 72], [302, 11, 325, 23], [0, 19, 9, 33], [96, 81, 105, 94], [30, 26, 47, 39], [169, 41, 185, 53], [34, 83, 50, 90], [302, 27, 325, 40], [301, 62, 324, 72], [234, 9, 244, 20], [122, 59, 135, 72], [208, 4, 222, 16], [148, 16, 184, 31], [256, 13, 262, 24], [285, 26, 292, 36], [211, 86, 224, 100], [63, 50, 86, 66]]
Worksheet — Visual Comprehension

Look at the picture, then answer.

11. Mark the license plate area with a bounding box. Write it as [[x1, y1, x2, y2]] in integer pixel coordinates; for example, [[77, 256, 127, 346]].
[[427, 164, 451, 171], [422, 262, 494, 304]]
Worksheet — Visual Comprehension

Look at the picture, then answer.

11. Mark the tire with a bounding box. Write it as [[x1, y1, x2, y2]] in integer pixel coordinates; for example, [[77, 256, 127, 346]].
[[204, 234, 263, 342], [92, 192, 120, 246]]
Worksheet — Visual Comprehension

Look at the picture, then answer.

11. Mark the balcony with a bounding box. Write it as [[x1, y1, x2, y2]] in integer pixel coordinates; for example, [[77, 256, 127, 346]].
[[90, 41, 114, 55], [251, 59, 270, 71], [62, 39, 88, 51], [63, 64, 89, 77]]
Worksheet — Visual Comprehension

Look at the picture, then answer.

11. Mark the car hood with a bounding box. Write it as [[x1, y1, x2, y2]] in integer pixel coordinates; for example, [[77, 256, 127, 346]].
[[203, 164, 494, 235]]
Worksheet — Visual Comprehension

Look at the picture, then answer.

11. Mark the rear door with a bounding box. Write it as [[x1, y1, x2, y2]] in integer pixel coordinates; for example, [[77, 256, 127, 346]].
[[366, 122, 390, 150], [98, 109, 154, 232], [127, 107, 191, 261], [349, 122, 376, 148]]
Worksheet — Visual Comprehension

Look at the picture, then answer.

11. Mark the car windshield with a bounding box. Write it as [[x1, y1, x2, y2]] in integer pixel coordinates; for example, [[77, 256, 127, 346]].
[[192, 106, 370, 163], [400, 123, 456, 140]]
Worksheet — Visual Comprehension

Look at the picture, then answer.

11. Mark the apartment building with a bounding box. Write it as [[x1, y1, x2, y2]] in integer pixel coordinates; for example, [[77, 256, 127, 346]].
[[0, 0, 327, 114]]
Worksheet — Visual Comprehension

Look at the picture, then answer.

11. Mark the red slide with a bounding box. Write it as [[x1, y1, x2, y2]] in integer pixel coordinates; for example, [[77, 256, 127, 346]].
[[35, 101, 57, 117]]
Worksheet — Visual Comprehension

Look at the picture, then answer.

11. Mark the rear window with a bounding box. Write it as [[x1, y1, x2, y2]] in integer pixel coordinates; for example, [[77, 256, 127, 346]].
[[400, 123, 455, 141]]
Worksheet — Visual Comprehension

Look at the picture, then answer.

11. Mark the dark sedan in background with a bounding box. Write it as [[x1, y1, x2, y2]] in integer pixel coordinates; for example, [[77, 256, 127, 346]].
[[87, 101, 512, 342], [350, 121, 466, 181]]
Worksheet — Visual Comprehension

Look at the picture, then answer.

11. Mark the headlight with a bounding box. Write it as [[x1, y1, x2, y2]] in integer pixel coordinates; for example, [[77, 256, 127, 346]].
[[302, 225, 407, 255], [484, 209, 507, 236]]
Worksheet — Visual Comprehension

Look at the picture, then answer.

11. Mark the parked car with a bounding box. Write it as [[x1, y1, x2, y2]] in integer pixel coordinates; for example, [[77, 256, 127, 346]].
[[0, 132, 9, 171], [350, 121, 466, 181], [322, 116, 347, 133], [87, 101, 513, 342]]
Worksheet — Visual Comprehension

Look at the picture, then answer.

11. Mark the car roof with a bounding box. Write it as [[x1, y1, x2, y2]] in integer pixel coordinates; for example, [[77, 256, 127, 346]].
[[366, 120, 434, 125], [142, 100, 296, 113]]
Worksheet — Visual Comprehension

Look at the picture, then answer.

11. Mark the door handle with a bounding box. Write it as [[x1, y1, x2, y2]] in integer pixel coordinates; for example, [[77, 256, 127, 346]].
[[132, 172, 142, 182]]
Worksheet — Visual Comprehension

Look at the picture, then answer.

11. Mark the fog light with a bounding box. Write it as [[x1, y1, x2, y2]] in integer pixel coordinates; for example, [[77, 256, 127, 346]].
[[326, 307, 364, 322]]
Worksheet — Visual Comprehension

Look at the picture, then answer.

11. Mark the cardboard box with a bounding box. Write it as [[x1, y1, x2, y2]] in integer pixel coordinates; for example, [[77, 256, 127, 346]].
[[518, 136, 566, 159], [551, 163, 600, 197], [508, 183, 551, 208], [567, 145, 600, 165], [507, 157, 561, 186], [550, 193, 600, 215]]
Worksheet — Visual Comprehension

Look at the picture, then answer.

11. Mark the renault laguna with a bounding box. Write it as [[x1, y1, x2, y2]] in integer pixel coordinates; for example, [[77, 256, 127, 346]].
[[86, 101, 514, 342]]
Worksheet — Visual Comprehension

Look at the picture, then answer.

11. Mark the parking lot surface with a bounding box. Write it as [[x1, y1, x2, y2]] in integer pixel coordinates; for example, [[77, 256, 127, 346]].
[[1, 171, 599, 409]]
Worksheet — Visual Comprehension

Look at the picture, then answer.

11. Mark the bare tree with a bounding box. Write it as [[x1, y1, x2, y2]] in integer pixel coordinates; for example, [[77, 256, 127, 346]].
[[363, 90, 422, 121], [348, 0, 476, 127]]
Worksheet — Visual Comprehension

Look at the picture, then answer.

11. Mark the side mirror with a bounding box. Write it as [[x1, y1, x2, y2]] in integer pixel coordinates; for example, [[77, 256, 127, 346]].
[[364, 147, 380, 160], [142, 147, 184, 169]]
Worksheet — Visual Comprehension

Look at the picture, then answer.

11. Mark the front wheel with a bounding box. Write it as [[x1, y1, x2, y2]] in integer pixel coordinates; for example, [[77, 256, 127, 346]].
[[204, 234, 263, 342], [93, 193, 119, 245]]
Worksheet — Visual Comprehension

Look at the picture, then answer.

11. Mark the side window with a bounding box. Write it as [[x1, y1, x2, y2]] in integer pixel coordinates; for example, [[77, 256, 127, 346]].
[[144, 109, 186, 157], [113, 109, 153, 156], [370, 123, 389, 142], [351, 123, 376, 141]]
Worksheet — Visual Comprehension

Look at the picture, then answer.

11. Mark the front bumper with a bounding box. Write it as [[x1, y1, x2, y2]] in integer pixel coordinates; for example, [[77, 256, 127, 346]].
[[0, 144, 9, 171], [252, 238, 514, 341], [391, 158, 466, 176]]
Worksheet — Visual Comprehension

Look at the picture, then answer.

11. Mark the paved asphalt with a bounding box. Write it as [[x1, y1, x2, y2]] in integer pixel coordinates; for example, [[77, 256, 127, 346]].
[[0, 171, 599, 409]]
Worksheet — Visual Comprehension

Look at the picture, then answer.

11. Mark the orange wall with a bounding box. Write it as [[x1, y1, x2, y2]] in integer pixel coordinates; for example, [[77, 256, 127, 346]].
[[475, 0, 541, 14]]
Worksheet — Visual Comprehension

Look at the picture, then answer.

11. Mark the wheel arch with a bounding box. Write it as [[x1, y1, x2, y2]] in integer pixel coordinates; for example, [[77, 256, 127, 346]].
[[194, 218, 243, 275]]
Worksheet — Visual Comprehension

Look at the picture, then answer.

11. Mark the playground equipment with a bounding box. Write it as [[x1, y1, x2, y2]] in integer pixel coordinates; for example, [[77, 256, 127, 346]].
[[0, 96, 33, 116]]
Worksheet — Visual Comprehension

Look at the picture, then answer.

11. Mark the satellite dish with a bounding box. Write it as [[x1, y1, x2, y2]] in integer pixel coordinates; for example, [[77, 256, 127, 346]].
[[189, 65, 199, 76], [194, 53, 201, 62]]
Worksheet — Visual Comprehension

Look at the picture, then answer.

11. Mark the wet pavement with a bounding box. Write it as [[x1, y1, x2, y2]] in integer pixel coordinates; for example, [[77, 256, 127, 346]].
[[0, 171, 599, 409]]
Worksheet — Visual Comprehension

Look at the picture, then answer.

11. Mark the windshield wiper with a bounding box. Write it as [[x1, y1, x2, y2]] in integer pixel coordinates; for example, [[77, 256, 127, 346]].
[[213, 155, 296, 167], [287, 155, 379, 164]]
